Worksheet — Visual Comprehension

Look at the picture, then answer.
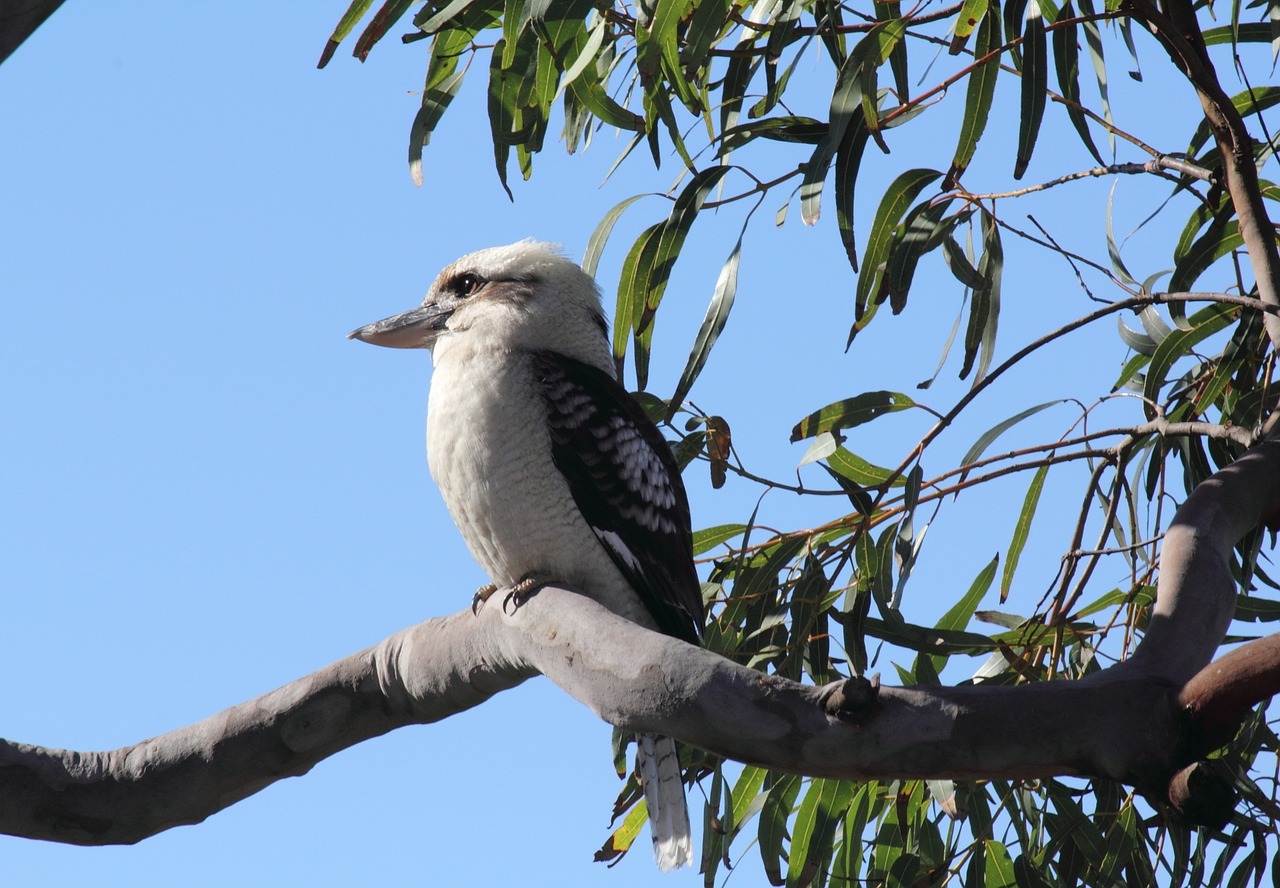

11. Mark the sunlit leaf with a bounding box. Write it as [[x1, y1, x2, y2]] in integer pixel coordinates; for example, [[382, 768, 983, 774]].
[[827, 447, 904, 487], [692, 524, 747, 556], [583, 194, 650, 278], [353, 0, 416, 63], [791, 391, 917, 441], [319, 0, 375, 68]]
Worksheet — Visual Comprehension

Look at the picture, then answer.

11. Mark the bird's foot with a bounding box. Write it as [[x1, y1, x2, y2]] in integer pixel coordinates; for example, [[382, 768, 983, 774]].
[[471, 574, 548, 615], [504, 572, 548, 611], [471, 583, 498, 615]]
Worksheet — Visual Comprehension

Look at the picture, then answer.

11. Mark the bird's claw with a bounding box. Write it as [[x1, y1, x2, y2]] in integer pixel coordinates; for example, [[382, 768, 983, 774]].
[[471, 575, 546, 615], [471, 583, 498, 615], [503, 573, 547, 611]]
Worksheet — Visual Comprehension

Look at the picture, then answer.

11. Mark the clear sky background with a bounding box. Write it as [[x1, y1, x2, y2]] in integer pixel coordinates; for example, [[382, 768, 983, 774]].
[[1, 3, 1270, 887]]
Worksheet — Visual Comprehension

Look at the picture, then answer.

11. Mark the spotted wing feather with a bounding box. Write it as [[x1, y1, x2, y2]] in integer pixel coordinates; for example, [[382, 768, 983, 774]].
[[531, 350, 704, 645]]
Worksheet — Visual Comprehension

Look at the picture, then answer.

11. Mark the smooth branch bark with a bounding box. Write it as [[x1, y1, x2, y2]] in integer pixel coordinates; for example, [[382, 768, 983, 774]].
[[2, 437, 1279, 845]]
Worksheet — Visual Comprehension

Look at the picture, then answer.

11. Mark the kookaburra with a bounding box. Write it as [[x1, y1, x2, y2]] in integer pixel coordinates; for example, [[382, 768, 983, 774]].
[[348, 241, 704, 871]]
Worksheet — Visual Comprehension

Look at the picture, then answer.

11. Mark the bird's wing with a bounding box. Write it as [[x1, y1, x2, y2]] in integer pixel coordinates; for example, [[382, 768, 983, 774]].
[[530, 350, 704, 645]]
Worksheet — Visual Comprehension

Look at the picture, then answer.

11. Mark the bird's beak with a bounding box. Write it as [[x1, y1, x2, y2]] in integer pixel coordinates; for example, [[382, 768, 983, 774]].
[[347, 303, 453, 349]]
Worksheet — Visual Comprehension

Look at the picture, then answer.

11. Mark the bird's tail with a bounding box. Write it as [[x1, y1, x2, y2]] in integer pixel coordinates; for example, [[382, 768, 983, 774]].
[[635, 732, 693, 872]]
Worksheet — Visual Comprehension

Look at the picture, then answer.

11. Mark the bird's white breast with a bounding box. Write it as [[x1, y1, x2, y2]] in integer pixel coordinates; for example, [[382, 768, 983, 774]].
[[425, 345, 656, 629]]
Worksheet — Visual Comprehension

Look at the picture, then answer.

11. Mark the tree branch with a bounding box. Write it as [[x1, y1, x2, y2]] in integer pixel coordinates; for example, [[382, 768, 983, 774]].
[[3, 436, 1280, 845]]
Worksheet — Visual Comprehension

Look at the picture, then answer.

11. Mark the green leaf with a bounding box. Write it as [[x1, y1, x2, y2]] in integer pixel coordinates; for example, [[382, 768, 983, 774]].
[[1014, 1, 1048, 179], [827, 447, 904, 487], [948, 7, 1001, 184], [692, 524, 747, 556], [1170, 219, 1244, 293], [614, 223, 665, 377], [855, 168, 943, 324], [583, 194, 650, 279], [960, 400, 1061, 472], [787, 779, 855, 887], [618, 166, 732, 387], [802, 19, 907, 225], [595, 795, 649, 862], [680, 0, 733, 75], [1051, 4, 1106, 165], [791, 391, 917, 441], [1077, 0, 1115, 154], [1117, 314, 1159, 355], [717, 117, 828, 156], [941, 234, 986, 288], [319, 0, 375, 68], [1188, 86, 1280, 157], [881, 198, 955, 312], [1002, 464, 1048, 602], [925, 554, 998, 674], [983, 840, 1018, 888], [1142, 303, 1237, 416], [951, 0, 991, 52], [759, 775, 802, 886], [353, 0, 416, 63], [409, 0, 502, 185], [961, 212, 1003, 381], [670, 232, 742, 416], [834, 118, 872, 272], [1200, 22, 1276, 46]]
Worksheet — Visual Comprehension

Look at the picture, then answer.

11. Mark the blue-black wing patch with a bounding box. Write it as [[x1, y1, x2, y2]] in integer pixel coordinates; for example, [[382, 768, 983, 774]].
[[530, 350, 704, 645]]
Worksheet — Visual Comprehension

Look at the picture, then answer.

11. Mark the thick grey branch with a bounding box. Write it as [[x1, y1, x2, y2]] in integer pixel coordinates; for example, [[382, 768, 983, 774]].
[[0, 612, 534, 845], [2, 438, 1279, 846]]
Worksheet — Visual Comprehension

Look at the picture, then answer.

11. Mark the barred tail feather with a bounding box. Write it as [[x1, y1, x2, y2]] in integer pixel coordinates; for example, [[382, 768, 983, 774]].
[[635, 732, 692, 872]]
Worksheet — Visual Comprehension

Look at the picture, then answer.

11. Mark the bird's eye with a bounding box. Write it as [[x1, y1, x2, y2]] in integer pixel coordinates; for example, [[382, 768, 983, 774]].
[[454, 273, 483, 297]]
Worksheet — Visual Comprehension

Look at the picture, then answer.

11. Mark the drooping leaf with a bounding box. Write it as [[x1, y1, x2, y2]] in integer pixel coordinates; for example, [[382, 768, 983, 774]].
[[669, 231, 743, 416], [948, 7, 1001, 184], [353, 0, 416, 63], [961, 212, 1003, 382], [960, 401, 1062, 474], [1142, 302, 1238, 417], [1077, 0, 1116, 155], [1051, 3, 1106, 165], [801, 19, 907, 225], [759, 775, 802, 886], [1002, 464, 1048, 602], [881, 198, 955, 312], [787, 779, 855, 887], [854, 168, 943, 326], [834, 118, 872, 271], [1014, 0, 1049, 179], [319, 0, 375, 68], [583, 194, 650, 278]]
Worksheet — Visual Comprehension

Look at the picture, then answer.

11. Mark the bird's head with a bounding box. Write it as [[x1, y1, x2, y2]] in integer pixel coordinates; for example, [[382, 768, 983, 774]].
[[348, 241, 611, 370]]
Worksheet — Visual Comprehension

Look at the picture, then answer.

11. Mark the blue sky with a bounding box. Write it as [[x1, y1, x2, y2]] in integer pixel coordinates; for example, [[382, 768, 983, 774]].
[[1, 3, 1270, 887]]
